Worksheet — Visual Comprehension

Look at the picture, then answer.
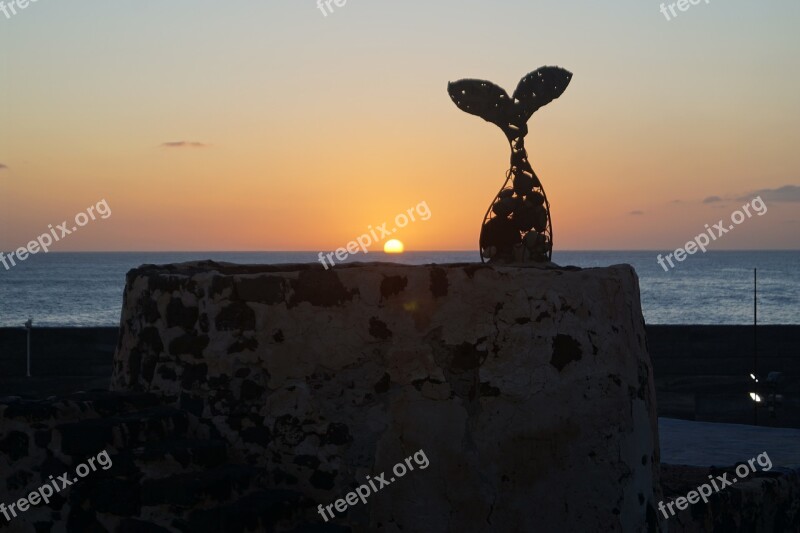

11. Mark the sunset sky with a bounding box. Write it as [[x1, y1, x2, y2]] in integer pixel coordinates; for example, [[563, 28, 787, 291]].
[[1, 0, 798, 252]]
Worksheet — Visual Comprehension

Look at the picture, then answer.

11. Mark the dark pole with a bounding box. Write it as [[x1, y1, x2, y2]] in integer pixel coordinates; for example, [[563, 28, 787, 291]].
[[753, 268, 758, 426], [24, 318, 33, 378]]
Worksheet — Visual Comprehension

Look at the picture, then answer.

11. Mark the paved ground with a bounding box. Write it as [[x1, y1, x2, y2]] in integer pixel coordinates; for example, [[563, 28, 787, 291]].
[[659, 417, 800, 468]]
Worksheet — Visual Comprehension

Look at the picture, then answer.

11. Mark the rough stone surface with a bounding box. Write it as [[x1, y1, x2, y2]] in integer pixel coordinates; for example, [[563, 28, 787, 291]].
[[0, 392, 328, 532], [108, 261, 662, 532]]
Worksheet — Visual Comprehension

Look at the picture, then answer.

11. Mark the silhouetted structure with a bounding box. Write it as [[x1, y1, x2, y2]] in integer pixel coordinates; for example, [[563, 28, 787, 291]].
[[448, 67, 572, 262]]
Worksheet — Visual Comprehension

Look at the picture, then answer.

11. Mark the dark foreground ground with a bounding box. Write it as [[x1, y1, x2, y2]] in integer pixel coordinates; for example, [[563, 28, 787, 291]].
[[1, 391, 798, 531], [1, 326, 798, 531]]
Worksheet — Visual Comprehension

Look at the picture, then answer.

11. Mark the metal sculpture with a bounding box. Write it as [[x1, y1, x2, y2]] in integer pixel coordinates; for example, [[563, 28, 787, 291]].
[[448, 67, 572, 263]]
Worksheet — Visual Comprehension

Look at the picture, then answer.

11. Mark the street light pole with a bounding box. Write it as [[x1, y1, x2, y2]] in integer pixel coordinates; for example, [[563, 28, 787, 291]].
[[24, 318, 33, 378], [753, 269, 758, 426]]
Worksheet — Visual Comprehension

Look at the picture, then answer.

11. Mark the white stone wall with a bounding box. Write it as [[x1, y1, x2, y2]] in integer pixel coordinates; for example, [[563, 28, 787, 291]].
[[112, 262, 663, 532]]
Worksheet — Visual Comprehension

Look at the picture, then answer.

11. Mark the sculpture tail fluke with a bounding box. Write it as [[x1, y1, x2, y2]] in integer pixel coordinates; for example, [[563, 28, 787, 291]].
[[447, 79, 512, 131], [512, 67, 573, 123]]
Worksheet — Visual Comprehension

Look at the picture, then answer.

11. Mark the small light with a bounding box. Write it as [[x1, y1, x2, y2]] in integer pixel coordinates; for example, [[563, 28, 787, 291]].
[[749, 392, 762, 403]]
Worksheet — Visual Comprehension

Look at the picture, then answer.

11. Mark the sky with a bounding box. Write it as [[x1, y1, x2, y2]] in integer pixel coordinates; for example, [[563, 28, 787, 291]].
[[1, 0, 799, 252]]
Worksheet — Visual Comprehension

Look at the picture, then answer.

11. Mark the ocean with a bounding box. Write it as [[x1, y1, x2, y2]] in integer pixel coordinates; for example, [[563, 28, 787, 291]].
[[0, 251, 797, 327]]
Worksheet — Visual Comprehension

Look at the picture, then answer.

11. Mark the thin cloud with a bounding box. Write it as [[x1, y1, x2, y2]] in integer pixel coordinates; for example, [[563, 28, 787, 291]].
[[738, 185, 800, 203], [629, 210, 644, 216], [161, 141, 208, 148], [702, 196, 723, 204]]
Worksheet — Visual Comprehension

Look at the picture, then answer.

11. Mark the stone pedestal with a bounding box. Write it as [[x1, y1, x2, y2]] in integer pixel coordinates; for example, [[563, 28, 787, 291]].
[[111, 262, 662, 532]]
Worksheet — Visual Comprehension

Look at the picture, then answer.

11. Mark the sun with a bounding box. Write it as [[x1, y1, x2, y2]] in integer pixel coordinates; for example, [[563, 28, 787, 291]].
[[384, 239, 405, 254]]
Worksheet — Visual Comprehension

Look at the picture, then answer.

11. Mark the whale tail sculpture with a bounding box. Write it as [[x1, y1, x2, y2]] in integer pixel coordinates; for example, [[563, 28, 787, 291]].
[[448, 66, 572, 263]]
